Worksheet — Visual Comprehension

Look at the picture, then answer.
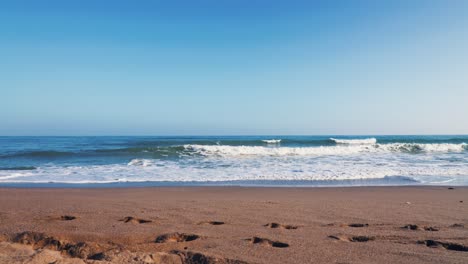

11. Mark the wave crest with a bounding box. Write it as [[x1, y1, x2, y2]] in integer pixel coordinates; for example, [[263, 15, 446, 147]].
[[381, 143, 468, 153], [262, 139, 281, 144], [184, 143, 467, 157], [127, 159, 154, 167], [330, 138, 377, 144]]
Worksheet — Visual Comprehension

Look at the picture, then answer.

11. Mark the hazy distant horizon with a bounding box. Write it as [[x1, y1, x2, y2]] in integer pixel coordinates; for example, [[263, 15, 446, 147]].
[[1, 133, 468, 137]]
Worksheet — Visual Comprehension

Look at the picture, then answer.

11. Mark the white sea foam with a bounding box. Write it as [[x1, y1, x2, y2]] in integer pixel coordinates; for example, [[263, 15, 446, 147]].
[[330, 138, 377, 144], [127, 159, 154, 167], [379, 143, 467, 153], [262, 139, 281, 144], [1, 148, 468, 185], [185, 144, 368, 156], [184, 143, 467, 157], [1, 142, 467, 185]]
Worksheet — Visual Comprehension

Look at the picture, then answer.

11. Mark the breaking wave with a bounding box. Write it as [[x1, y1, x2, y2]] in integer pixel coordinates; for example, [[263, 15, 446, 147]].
[[330, 138, 377, 144], [1, 136, 467, 186], [262, 139, 281, 144], [184, 143, 468, 157]]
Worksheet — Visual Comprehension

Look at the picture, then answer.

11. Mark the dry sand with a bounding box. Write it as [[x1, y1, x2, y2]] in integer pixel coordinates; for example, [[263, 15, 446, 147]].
[[0, 186, 467, 263]]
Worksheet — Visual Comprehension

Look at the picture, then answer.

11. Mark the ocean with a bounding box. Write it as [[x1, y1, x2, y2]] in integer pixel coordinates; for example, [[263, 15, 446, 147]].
[[1, 136, 467, 187]]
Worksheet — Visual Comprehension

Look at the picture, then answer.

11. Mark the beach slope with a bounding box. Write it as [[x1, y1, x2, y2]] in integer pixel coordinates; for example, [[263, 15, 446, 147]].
[[0, 186, 467, 263]]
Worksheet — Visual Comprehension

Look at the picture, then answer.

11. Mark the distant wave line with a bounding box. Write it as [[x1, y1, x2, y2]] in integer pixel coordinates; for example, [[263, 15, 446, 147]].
[[329, 138, 377, 144], [262, 139, 281, 144]]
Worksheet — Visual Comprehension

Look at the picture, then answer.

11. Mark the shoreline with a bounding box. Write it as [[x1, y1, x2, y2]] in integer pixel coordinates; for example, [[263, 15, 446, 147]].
[[1, 186, 467, 263], [0, 175, 424, 188]]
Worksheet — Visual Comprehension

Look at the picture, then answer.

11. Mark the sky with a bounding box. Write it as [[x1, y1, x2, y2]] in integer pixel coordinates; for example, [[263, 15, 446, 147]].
[[1, 0, 467, 135]]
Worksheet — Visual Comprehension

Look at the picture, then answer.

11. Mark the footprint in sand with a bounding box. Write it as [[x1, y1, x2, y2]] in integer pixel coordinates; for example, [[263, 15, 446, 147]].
[[450, 223, 465, 228], [264, 223, 298, 229], [169, 250, 248, 264], [48, 215, 77, 221], [12, 231, 107, 260], [328, 235, 375, 242], [246, 237, 289, 248], [198, 221, 225, 226], [402, 224, 439, 231], [155, 233, 199, 243], [119, 216, 152, 224], [347, 223, 369, 228], [60, 215, 76, 221], [325, 223, 368, 228], [418, 240, 468, 252]]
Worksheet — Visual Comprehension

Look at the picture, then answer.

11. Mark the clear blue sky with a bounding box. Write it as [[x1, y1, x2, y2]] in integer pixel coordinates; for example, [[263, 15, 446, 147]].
[[1, 0, 467, 135]]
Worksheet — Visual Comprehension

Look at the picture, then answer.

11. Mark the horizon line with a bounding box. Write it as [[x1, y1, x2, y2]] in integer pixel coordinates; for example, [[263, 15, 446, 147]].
[[1, 134, 467, 137]]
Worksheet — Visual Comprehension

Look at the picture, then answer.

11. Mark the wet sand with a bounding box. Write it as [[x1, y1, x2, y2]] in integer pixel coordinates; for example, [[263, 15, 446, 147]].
[[0, 186, 467, 263]]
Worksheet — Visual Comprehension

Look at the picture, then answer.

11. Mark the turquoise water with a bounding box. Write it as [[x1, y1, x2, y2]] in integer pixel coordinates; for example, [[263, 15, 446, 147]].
[[1, 136, 467, 186]]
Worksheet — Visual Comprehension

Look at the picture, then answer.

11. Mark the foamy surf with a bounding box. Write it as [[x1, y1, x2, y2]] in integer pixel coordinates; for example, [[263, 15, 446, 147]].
[[1, 156, 468, 184], [262, 139, 281, 144], [330, 138, 377, 144], [184, 142, 467, 157], [1, 136, 468, 186], [127, 159, 154, 167]]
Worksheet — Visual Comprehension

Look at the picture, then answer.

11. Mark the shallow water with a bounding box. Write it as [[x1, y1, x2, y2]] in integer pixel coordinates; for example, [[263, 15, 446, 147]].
[[0, 136, 467, 186]]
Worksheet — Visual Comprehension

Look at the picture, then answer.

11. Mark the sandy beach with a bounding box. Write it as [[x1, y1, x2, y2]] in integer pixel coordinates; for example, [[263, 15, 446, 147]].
[[0, 186, 467, 263]]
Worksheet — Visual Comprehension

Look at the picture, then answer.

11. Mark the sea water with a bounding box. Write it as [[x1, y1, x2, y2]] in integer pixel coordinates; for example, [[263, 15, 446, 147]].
[[0, 136, 467, 186]]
